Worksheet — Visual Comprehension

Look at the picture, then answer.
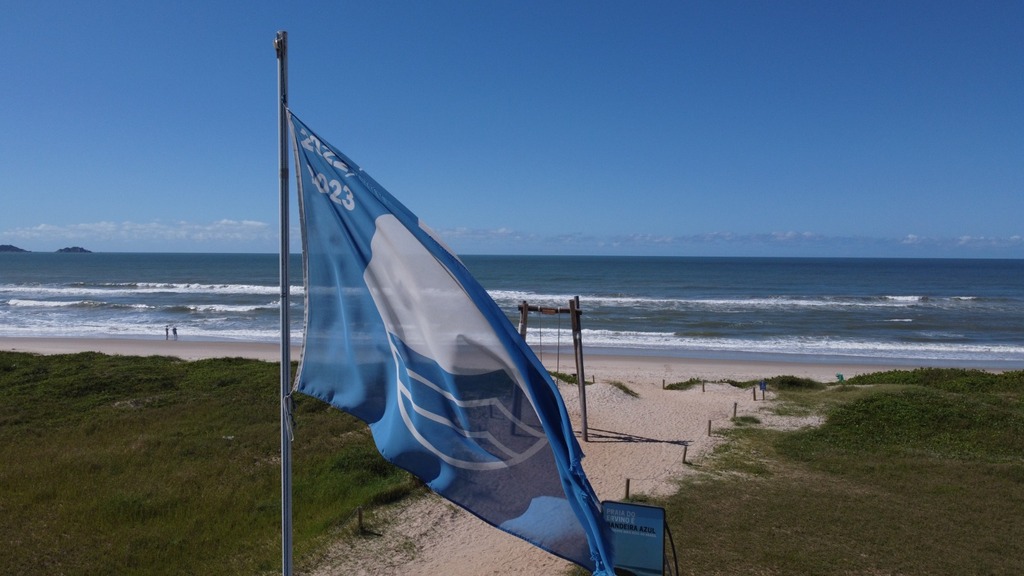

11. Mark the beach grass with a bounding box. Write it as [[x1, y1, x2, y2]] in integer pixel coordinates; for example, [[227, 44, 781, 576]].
[[550, 370, 579, 385], [664, 377, 703, 391], [0, 351, 418, 576], [607, 380, 640, 398], [660, 368, 1024, 575]]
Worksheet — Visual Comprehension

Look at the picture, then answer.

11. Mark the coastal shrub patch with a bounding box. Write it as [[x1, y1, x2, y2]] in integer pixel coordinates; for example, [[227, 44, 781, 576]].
[[665, 377, 702, 390], [767, 375, 824, 390], [720, 375, 824, 390], [608, 380, 639, 398], [732, 415, 761, 426], [549, 370, 578, 384]]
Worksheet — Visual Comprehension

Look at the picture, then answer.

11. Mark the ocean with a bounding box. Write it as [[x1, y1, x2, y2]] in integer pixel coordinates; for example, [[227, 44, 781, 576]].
[[2, 253, 1023, 368]]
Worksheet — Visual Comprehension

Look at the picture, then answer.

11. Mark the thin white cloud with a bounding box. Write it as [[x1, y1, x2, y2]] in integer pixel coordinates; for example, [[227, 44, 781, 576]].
[[770, 231, 821, 242], [955, 235, 1024, 248], [4, 221, 1021, 257], [440, 226, 537, 242], [2, 219, 275, 247], [434, 227, 1024, 257]]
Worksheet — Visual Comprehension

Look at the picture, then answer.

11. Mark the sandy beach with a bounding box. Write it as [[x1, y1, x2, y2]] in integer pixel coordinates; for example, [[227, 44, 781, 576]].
[[0, 336, 929, 575], [0, 336, 900, 380], [0, 336, 297, 362]]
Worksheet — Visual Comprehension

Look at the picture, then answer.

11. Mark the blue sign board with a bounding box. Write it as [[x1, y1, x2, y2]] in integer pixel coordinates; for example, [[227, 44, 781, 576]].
[[602, 501, 665, 576]]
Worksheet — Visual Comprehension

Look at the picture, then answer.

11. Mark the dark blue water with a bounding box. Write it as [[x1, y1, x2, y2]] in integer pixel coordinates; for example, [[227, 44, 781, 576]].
[[2, 253, 1022, 367], [465, 256, 1024, 367], [0, 253, 298, 342]]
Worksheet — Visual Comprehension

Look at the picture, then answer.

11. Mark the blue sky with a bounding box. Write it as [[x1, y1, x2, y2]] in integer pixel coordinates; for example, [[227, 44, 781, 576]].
[[2, 1, 1022, 257]]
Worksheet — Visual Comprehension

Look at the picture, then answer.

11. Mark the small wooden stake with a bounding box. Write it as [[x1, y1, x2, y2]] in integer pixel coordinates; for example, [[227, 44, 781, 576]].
[[625, 478, 631, 499], [733, 401, 737, 418], [682, 444, 688, 464], [708, 420, 712, 436]]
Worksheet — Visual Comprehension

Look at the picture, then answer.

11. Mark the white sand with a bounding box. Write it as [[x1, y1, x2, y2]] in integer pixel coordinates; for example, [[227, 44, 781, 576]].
[[0, 336, 296, 362], [0, 337, 919, 575]]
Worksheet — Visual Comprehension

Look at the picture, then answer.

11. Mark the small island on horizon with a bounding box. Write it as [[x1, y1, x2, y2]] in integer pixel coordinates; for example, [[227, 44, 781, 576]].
[[0, 244, 93, 253]]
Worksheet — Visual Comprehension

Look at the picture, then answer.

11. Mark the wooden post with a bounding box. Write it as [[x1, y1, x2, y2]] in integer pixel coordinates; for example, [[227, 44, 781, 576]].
[[510, 301, 530, 437], [625, 478, 631, 499], [518, 300, 528, 340], [752, 386, 757, 400], [570, 296, 589, 442], [702, 382, 705, 393], [682, 444, 688, 464], [733, 402, 737, 418], [708, 420, 712, 436]]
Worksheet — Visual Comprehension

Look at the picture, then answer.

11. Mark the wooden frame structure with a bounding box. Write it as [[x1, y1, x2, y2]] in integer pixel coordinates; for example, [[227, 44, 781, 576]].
[[517, 296, 590, 441]]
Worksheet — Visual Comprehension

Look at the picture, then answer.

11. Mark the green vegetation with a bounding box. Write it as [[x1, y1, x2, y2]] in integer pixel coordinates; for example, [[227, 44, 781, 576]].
[[730, 415, 761, 426], [665, 375, 824, 392], [550, 370, 579, 385], [760, 374, 826, 390], [719, 375, 826, 390], [0, 352, 418, 576], [663, 368, 1024, 575], [5, 352, 1023, 575], [665, 377, 703, 391], [607, 380, 639, 398]]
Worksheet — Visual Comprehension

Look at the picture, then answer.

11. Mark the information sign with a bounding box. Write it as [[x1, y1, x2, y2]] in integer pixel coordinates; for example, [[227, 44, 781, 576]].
[[602, 500, 665, 576]]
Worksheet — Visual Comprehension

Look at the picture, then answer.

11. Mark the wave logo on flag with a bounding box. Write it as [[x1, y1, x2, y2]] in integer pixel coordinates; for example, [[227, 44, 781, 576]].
[[288, 112, 614, 574], [365, 214, 550, 471]]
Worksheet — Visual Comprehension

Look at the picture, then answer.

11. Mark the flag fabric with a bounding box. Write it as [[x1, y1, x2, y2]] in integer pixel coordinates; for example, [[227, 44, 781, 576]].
[[288, 111, 614, 574]]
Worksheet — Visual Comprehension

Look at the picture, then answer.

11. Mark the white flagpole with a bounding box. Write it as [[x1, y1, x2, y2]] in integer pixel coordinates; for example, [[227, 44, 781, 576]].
[[274, 30, 294, 576]]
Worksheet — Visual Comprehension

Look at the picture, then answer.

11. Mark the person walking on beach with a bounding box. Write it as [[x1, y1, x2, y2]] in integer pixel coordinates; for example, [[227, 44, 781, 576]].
[[165, 325, 169, 340], [172, 326, 178, 341]]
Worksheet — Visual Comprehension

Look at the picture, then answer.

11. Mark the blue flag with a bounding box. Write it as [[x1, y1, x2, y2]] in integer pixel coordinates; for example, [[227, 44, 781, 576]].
[[288, 112, 614, 574]]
